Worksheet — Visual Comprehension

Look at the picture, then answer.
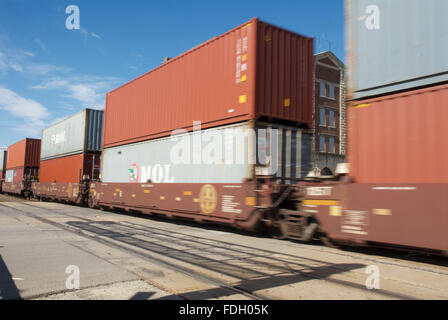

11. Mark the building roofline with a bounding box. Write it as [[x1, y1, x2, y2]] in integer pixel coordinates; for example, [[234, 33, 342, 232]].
[[314, 50, 345, 68]]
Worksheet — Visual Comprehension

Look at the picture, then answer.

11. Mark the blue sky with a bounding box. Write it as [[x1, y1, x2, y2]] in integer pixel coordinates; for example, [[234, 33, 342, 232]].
[[0, 0, 344, 147]]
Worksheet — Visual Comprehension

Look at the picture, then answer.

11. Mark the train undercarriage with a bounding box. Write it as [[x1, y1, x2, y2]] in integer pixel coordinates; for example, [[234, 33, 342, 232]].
[[1, 175, 446, 256]]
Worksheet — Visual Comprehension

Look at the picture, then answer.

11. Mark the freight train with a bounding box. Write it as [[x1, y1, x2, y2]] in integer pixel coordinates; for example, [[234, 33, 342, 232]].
[[1, 6, 447, 256]]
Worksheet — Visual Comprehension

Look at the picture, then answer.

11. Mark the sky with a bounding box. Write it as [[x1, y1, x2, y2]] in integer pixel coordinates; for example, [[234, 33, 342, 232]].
[[0, 0, 344, 147]]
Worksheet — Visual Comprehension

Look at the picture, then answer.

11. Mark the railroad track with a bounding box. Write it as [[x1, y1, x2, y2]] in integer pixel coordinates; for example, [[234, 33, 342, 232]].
[[10, 194, 448, 269], [1, 195, 447, 299], [2, 194, 448, 270]]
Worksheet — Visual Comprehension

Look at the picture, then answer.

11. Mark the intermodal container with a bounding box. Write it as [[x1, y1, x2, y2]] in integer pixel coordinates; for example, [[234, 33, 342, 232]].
[[103, 18, 313, 148], [41, 109, 103, 161], [348, 83, 448, 183], [39, 153, 101, 183], [6, 138, 41, 170], [0, 149, 6, 178], [101, 121, 311, 184], [346, 0, 448, 99]]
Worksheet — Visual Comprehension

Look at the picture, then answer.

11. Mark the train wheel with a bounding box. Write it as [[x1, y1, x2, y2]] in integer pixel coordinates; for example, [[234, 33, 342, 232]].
[[321, 236, 339, 249], [87, 196, 95, 209]]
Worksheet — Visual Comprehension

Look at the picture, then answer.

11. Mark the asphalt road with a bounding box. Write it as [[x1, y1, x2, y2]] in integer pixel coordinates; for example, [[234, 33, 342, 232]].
[[0, 193, 447, 300]]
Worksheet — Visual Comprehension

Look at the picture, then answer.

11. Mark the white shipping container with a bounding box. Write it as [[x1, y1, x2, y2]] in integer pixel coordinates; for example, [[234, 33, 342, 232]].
[[101, 122, 311, 184], [0, 149, 7, 171], [41, 109, 103, 161], [346, 0, 448, 99]]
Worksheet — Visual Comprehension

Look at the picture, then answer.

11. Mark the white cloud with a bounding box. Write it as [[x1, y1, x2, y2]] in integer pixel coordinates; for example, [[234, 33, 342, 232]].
[[80, 28, 102, 40], [27, 63, 71, 76], [13, 123, 43, 136], [34, 38, 47, 50], [0, 87, 50, 135], [9, 62, 23, 72], [0, 49, 67, 75], [49, 115, 70, 126], [32, 76, 118, 110], [0, 40, 117, 134], [31, 78, 69, 89], [0, 51, 21, 73], [69, 83, 101, 106], [0, 52, 7, 71]]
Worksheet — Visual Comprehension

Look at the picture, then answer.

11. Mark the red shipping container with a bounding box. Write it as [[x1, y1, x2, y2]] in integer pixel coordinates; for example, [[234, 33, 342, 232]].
[[39, 153, 100, 183], [348, 83, 448, 184], [6, 138, 41, 170], [103, 18, 313, 148]]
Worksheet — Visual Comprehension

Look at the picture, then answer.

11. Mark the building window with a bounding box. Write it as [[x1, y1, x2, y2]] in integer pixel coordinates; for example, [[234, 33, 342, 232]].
[[320, 82, 326, 97], [319, 81, 338, 99], [329, 110, 335, 127], [320, 136, 325, 152], [329, 137, 335, 153], [319, 108, 326, 126], [329, 86, 335, 99]]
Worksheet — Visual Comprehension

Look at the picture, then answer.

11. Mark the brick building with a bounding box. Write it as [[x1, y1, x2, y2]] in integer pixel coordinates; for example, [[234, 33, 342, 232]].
[[311, 51, 346, 176]]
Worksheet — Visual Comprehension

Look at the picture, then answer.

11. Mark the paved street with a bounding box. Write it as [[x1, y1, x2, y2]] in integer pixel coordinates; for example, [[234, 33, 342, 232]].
[[0, 193, 447, 300]]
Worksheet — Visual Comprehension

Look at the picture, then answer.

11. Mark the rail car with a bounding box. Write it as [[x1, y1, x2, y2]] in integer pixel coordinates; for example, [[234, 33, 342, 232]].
[[0, 171, 337, 242], [1, 178, 35, 198], [0, 170, 446, 257], [1, 137, 41, 198]]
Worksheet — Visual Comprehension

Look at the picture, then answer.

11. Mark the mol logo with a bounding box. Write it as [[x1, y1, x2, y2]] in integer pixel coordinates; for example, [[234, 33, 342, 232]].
[[128, 163, 174, 183], [128, 163, 139, 183]]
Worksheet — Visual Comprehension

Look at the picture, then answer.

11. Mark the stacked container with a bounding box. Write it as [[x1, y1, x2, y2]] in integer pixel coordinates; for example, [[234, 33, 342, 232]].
[[346, 0, 448, 183], [90, 18, 314, 227], [0, 148, 7, 180], [39, 109, 103, 182], [32, 109, 103, 202], [3, 138, 41, 195], [346, 0, 448, 101], [312, 0, 448, 252], [101, 18, 314, 183]]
